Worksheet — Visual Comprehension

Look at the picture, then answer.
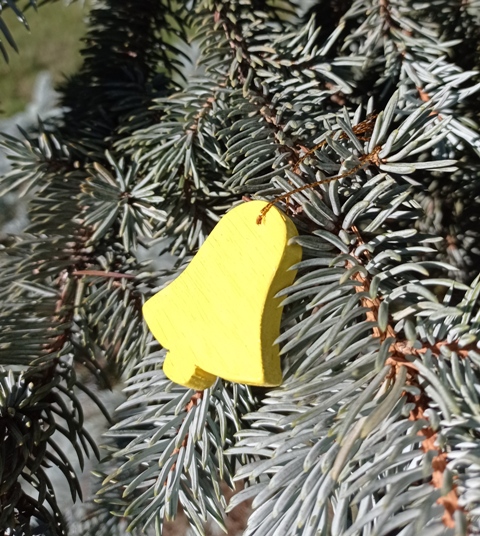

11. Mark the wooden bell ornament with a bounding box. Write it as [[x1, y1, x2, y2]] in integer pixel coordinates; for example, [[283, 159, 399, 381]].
[[142, 200, 302, 390]]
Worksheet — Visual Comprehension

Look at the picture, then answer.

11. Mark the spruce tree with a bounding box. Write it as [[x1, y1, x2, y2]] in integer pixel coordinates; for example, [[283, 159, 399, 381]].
[[1, 0, 480, 535]]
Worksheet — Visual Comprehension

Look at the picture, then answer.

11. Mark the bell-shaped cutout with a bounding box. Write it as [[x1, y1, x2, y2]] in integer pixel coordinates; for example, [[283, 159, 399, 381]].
[[143, 200, 302, 390]]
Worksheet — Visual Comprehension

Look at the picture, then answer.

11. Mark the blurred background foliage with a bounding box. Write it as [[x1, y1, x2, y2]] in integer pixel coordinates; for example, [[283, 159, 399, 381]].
[[0, 1, 87, 117]]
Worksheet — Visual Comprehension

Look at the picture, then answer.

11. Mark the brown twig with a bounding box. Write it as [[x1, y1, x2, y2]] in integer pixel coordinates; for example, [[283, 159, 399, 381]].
[[170, 392, 204, 473], [348, 226, 461, 527], [71, 270, 135, 279]]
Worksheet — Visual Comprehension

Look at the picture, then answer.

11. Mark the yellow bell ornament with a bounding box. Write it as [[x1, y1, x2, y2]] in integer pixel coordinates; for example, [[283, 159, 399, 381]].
[[142, 200, 302, 390]]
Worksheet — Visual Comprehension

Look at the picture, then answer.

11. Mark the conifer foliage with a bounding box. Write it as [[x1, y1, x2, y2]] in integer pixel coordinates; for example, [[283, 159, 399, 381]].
[[1, 0, 480, 534]]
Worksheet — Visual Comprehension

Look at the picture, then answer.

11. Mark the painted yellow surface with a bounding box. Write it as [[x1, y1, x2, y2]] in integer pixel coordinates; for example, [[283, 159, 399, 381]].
[[142, 200, 302, 390]]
